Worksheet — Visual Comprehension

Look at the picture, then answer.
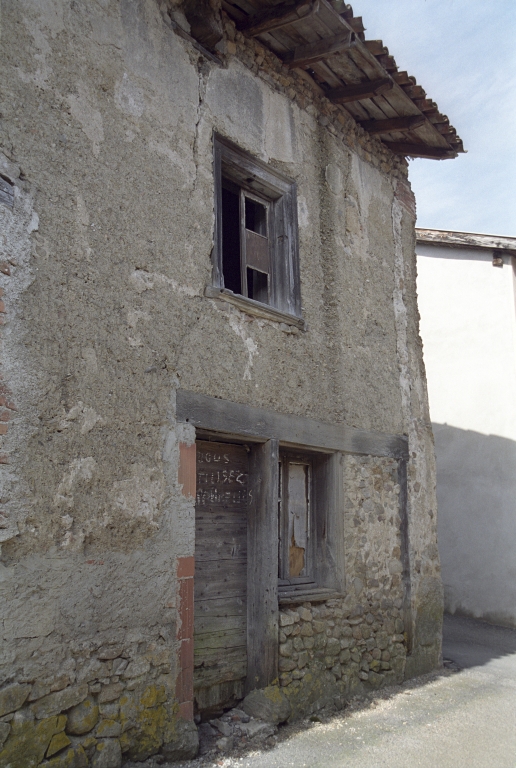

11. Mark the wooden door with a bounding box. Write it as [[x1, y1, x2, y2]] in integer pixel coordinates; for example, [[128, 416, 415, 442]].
[[194, 441, 249, 713]]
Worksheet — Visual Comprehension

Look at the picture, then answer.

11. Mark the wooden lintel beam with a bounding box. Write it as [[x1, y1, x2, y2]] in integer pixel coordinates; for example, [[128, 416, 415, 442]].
[[326, 77, 393, 104], [383, 141, 456, 159], [237, 0, 316, 36], [359, 114, 426, 134], [284, 30, 353, 69]]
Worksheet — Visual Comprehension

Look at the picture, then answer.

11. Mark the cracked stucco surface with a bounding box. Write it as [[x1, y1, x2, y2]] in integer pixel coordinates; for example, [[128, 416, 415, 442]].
[[0, 0, 440, 712]]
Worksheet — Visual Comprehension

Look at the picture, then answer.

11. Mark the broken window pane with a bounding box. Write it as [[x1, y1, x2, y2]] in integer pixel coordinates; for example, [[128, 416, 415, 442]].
[[288, 462, 309, 578]]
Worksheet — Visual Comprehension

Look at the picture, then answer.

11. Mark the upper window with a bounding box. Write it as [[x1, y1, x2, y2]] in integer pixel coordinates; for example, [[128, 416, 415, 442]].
[[212, 135, 301, 319]]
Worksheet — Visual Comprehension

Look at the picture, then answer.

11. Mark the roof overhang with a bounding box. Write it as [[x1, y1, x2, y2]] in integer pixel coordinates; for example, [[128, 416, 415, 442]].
[[222, 0, 464, 160]]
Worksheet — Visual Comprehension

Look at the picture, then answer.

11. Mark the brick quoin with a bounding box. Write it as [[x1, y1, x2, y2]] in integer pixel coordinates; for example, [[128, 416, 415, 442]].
[[176, 440, 196, 720]]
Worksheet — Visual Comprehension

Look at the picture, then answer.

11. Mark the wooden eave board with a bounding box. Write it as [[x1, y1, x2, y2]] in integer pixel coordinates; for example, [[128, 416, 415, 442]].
[[223, 0, 461, 154]]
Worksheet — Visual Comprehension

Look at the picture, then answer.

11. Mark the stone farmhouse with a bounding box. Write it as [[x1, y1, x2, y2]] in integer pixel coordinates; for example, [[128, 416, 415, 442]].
[[0, 0, 463, 764]]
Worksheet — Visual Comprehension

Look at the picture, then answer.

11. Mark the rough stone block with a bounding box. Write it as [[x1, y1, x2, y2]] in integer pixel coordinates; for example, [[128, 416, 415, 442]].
[[326, 637, 341, 656], [297, 607, 312, 622], [95, 719, 122, 738], [66, 696, 99, 735], [161, 719, 199, 761], [46, 730, 72, 757], [278, 658, 297, 673], [279, 613, 295, 627], [0, 684, 31, 717], [91, 737, 122, 768], [31, 685, 88, 720], [121, 659, 150, 679], [242, 686, 291, 725], [0, 714, 58, 767], [0, 721, 11, 747], [98, 684, 124, 704]]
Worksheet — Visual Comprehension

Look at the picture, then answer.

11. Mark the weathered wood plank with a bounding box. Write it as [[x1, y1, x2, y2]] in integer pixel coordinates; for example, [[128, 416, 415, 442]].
[[416, 229, 516, 254], [327, 77, 393, 104], [246, 439, 279, 692], [177, 390, 409, 459], [194, 558, 247, 601], [194, 440, 248, 707], [195, 627, 246, 650], [359, 115, 425, 134], [383, 141, 455, 159], [195, 595, 246, 619], [237, 0, 316, 36], [284, 30, 353, 69], [195, 614, 246, 635]]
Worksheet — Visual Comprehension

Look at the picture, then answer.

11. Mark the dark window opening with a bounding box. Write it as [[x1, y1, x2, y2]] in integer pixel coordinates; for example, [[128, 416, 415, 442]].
[[221, 185, 241, 295]]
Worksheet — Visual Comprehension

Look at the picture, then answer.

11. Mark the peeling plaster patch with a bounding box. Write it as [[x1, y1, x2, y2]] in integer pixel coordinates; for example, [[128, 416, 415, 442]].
[[126, 309, 150, 348], [147, 138, 196, 179], [109, 465, 165, 528], [115, 73, 145, 117], [392, 198, 411, 421], [325, 163, 343, 195], [58, 402, 105, 435], [297, 196, 309, 230], [68, 84, 104, 157], [53, 457, 97, 509], [228, 311, 259, 380], [129, 269, 197, 297], [81, 347, 98, 374], [19, 13, 54, 87], [21, 0, 64, 37]]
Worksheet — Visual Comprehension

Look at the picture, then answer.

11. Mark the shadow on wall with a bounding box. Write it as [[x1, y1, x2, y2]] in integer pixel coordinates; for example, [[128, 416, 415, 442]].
[[433, 423, 516, 630]]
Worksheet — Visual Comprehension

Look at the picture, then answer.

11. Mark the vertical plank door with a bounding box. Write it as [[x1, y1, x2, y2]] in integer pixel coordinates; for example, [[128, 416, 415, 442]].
[[194, 441, 249, 713]]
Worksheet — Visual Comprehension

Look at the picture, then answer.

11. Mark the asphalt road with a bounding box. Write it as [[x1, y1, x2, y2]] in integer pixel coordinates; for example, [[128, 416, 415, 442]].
[[223, 614, 516, 768]]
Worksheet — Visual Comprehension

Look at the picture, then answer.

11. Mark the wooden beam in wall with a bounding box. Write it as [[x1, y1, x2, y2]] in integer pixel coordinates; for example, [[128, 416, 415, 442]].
[[326, 77, 393, 104], [359, 114, 426, 134], [284, 30, 354, 69], [237, 0, 316, 36], [383, 141, 456, 159]]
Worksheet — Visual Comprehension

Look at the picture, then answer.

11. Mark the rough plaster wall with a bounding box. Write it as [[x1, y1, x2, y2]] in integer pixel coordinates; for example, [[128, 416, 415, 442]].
[[391, 196, 442, 674], [0, 0, 439, 738]]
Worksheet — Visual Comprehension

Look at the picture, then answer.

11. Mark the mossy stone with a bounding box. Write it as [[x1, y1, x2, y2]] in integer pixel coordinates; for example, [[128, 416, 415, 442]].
[[66, 697, 99, 736]]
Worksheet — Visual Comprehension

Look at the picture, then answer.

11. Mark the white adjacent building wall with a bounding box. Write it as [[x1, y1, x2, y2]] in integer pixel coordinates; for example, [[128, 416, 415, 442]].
[[416, 230, 516, 628]]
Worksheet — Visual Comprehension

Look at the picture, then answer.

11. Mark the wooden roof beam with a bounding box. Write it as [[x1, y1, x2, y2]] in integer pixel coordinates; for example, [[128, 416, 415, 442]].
[[364, 40, 388, 56], [326, 77, 393, 104], [383, 142, 456, 159], [359, 114, 426, 134], [237, 0, 316, 36], [284, 30, 354, 69]]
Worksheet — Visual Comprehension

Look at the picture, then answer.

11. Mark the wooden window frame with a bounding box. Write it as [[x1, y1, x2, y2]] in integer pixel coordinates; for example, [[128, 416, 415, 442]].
[[211, 134, 302, 320], [278, 451, 314, 584]]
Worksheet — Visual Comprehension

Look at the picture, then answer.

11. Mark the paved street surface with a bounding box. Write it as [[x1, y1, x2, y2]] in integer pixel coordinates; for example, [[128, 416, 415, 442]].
[[197, 614, 516, 768]]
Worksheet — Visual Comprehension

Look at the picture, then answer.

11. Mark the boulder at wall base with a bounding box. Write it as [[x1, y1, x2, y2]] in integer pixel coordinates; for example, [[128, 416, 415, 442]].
[[241, 686, 292, 725], [0, 715, 60, 768], [161, 719, 199, 761]]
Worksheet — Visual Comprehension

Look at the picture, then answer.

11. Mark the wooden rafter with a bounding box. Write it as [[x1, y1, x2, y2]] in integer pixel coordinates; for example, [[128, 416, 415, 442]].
[[359, 115, 426, 134], [326, 77, 393, 104], [237, 0, 317, 36], [383, 142, 455, 159], [284, 30, 354, 69]]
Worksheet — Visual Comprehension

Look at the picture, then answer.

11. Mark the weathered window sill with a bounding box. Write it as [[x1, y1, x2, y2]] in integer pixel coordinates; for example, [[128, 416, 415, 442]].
[[205, 286, 307, 331], [278, 588, 342, 605]]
